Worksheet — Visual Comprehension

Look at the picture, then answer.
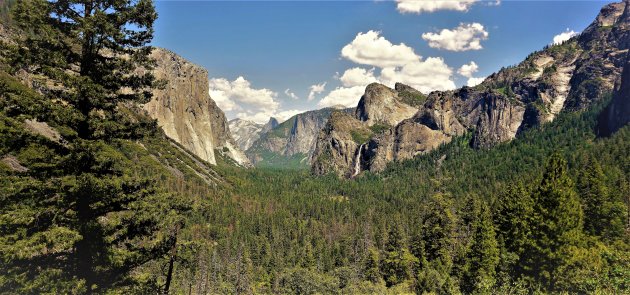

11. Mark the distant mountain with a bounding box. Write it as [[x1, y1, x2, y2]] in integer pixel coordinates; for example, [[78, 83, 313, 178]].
[[246, 106, 353, 169], [144, 48, 250, 167], [229, 119, 263, 151], [312, 1, 630, 177]]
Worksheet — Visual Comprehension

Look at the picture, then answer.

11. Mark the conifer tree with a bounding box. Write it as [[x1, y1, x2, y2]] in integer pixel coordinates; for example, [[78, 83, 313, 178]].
[[11, 0, 158, 140], [463, 201, 499, 294], [494, 182, 533, 274], [577, 158, 626, 240], [521, 153, 584, 289], [0, 1, 190, 293], [363, 247, 382, 284], [381, 222, 417, 286]]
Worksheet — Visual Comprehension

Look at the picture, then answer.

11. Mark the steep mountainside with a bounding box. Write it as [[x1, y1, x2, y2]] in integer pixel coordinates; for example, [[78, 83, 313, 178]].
[[228, 117, 279, 151], [229, 119, 263, 151], [246, 107, 352, 168], [144, 48, 249, 166], [600, 53, 630, 135], [312, 1, 630, 177]]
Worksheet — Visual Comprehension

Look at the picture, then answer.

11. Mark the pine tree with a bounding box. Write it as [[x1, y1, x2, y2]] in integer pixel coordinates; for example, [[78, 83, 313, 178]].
[[521, 153, 584, 289], [463, 201, 499, 294], [0, 1, 190, 293], [363, 247, 382, 284], [11, 0, 158, 140], [577, 158, 626, 240], [381, 222, 418, 287], [494, 182, 533, 275]]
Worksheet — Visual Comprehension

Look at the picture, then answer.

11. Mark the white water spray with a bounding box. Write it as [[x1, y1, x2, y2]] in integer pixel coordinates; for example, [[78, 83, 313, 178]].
[[352, 144, 364, 177]]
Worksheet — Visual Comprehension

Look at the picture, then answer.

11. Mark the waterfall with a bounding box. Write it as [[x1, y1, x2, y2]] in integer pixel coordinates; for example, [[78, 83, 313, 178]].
[[352, 143, 364, 177]]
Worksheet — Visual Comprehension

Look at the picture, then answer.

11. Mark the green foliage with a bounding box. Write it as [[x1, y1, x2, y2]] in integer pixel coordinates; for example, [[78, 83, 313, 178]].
[[369, 123, 390, 134], [0, 1, 196, 293], [521, 153, 585, 290], [578, 158, 627, 240], [10, 0, 158, 140], [462, 200, 499, 294], [398, 90, 427, 107], [350, 129, 373, 144]]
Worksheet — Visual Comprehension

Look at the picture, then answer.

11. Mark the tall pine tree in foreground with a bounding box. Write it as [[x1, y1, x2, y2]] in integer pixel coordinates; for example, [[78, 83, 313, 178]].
[[0, 0, 189, 293], [521, 153, 584, 290], [462, 200, 499, 294], [577, 157, 626, 240]]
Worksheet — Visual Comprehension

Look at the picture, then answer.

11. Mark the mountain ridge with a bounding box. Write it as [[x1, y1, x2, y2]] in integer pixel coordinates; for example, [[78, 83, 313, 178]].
[[311, 0, 630, 177]]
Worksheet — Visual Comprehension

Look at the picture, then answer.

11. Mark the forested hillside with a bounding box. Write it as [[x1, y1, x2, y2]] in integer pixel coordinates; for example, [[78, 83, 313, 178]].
[[0, 0, 628, 294]]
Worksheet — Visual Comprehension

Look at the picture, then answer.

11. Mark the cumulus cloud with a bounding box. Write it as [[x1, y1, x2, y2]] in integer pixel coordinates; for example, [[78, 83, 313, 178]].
[[308, 82, 327, 101], [380, 57, 456, 93], [209, 76, 279, 113], [457, 61, 485, 87], [396, 0, 478, 14], [341, 30, 419, 68], [339, 67, 378, 87], [318, 31, 458, 107], [422, 23, 489, 51], [284, 88, 299, 100], [466, 77, 485, 87], [209, 76, 302, 124], [457, 61, 479, 78], [552, 29, 578, 45], [318, 86, 366, 108]]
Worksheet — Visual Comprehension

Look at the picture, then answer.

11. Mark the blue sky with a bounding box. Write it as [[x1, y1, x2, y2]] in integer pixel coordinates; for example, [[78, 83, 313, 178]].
[[152, 0, 612, 123]]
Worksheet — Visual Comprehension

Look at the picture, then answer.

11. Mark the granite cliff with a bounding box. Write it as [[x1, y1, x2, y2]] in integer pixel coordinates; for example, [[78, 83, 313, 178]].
[[246, 107, 352, 168], [143, 48, 250, 166]]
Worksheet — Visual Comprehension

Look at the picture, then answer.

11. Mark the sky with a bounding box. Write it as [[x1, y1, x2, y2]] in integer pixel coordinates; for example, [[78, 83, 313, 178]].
[[152, 0, 613, 124]]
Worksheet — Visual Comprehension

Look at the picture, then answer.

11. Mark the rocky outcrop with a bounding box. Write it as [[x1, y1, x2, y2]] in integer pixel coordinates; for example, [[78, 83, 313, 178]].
[[261, 117, 279, 134], [229, 119, 264, 151], [311, 112, 373, 177], [246, 107, 351, 168], [355, 83, 419, 126], [362, 120, 451, 173], [471, 94, 526, 149], [312, 1, 630, 177], [144, 48, 249, 166], [600, 53, 630, 136]]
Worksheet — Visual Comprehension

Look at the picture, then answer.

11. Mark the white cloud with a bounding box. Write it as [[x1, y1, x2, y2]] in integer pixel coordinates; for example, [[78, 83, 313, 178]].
[[209, 76, 279, 113], [457, 61, 479, 78], [209, 76, 303, 124], [341, 30, 419, 68], [284, 88, 299, 100], [318, 86, 366, 108], [552, 29, 578, 45], [380, 57, 456, 93], [422, 23, 489, 51], [466, 77, 485, 87], [308, 82, 327, 101], [396, 0, 478, 14], [458, 61, 485, 87], [318, 31, 458, 107], [339, 67, 378, 87]]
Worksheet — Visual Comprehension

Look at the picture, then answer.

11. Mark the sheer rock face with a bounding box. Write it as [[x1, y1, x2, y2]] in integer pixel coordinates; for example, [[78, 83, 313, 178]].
[[471, 94, 526, 149], [600, 53, 630, 136], [355, 83, 419, 126], [363, 120, 451, 173], [246, 108, 348, 166], [311, 112, 371, 177], [312, 1, 630, 177], [229, 119, 264, 151], [144, 48, 250, 166]]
